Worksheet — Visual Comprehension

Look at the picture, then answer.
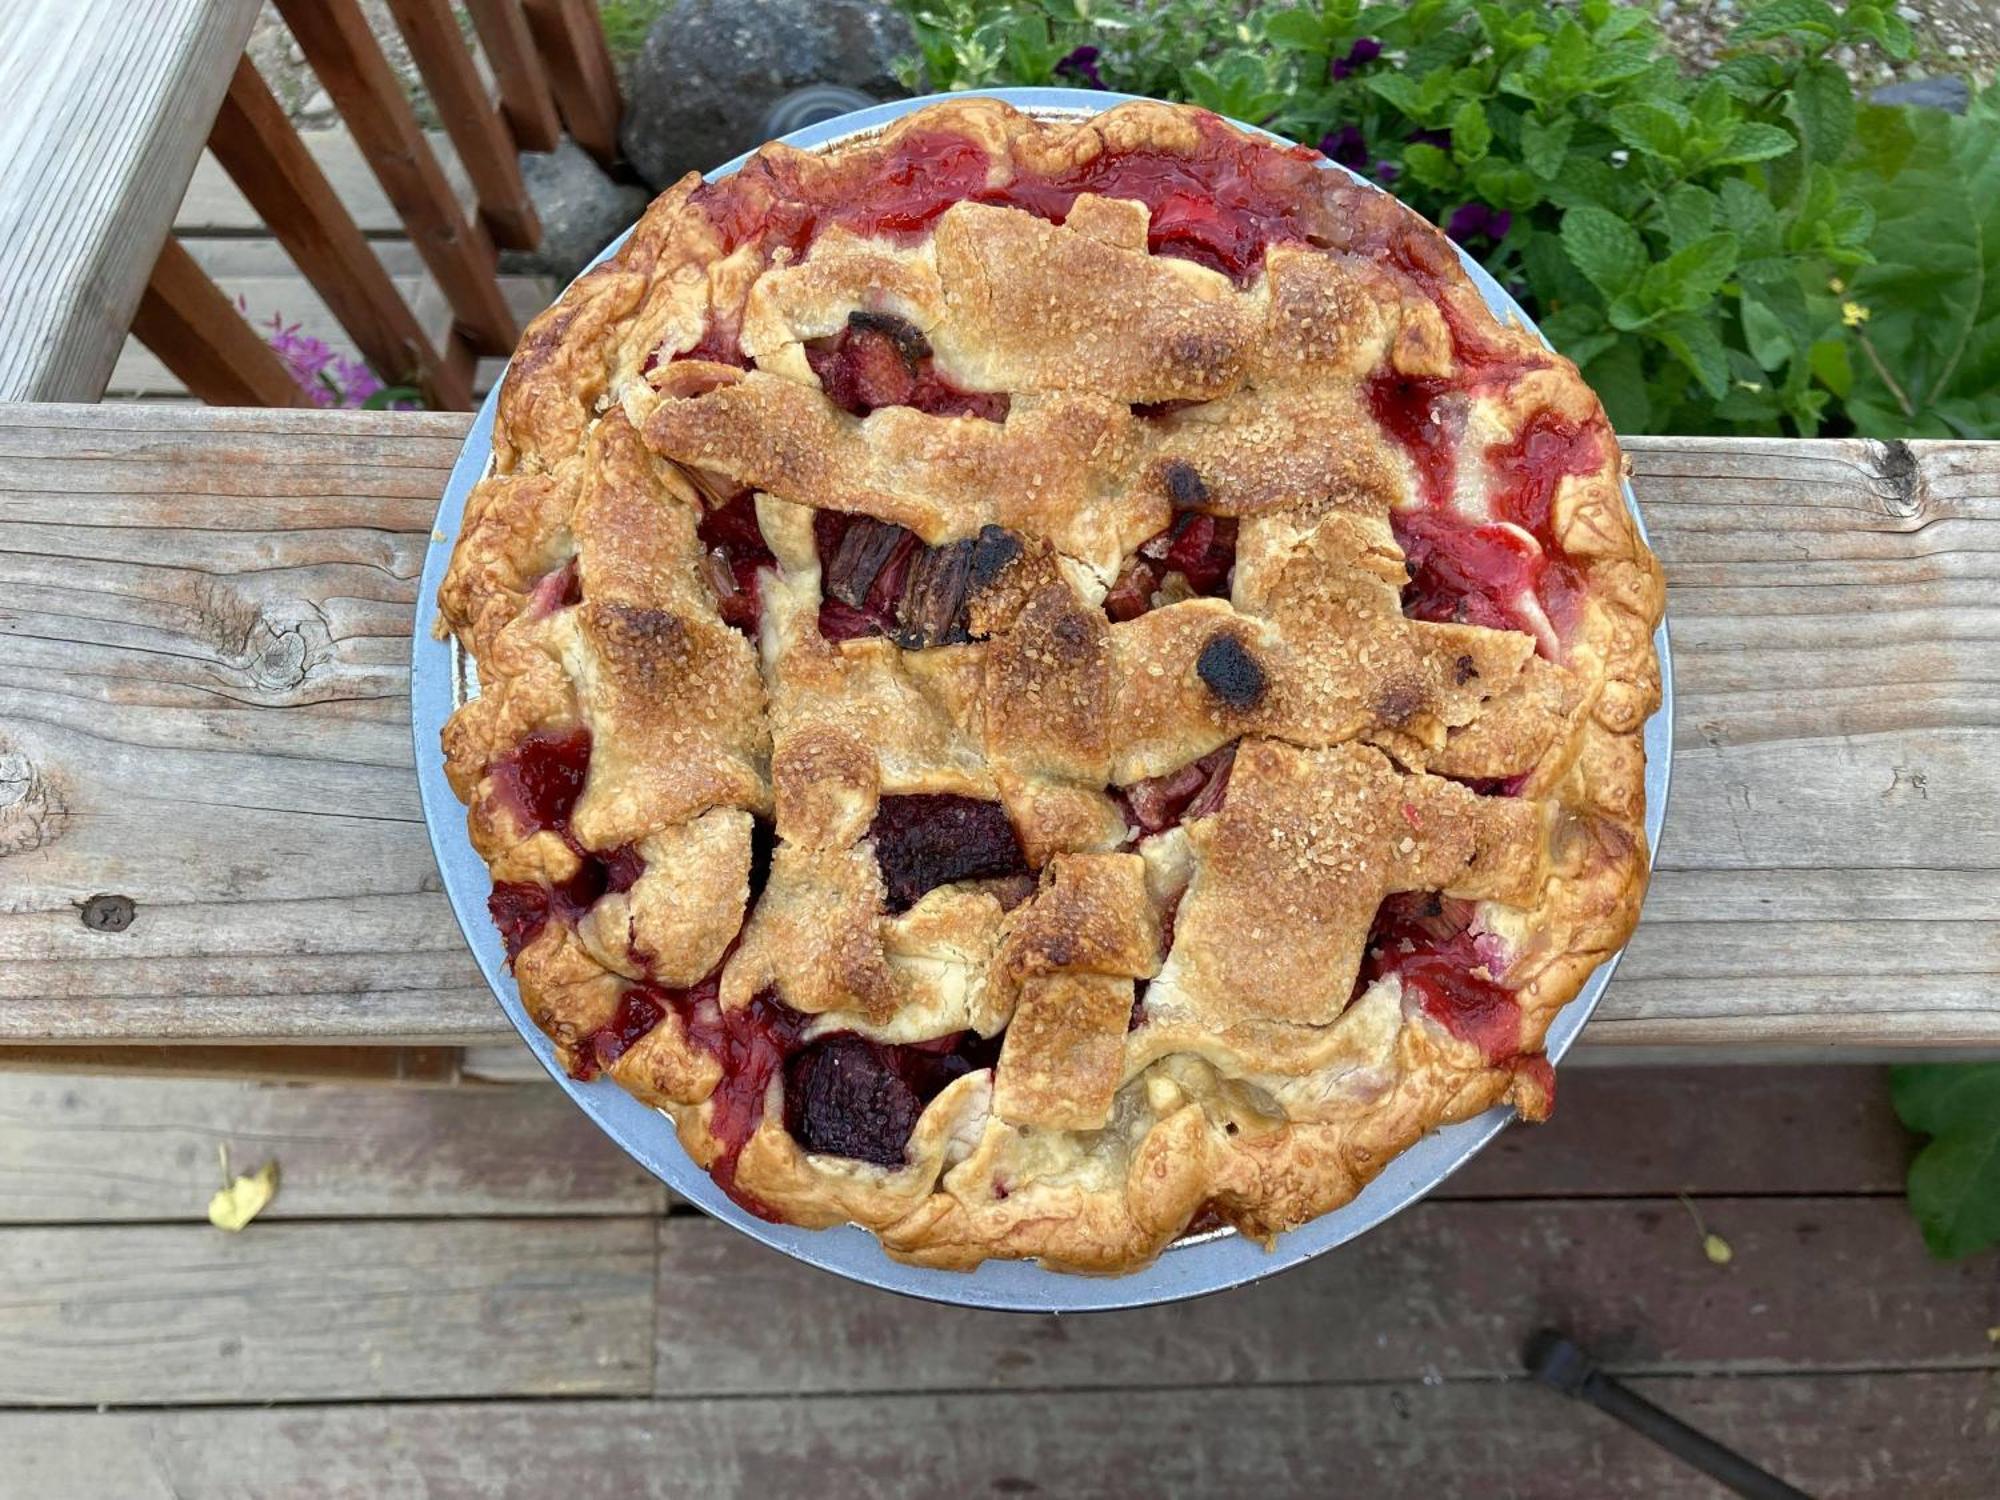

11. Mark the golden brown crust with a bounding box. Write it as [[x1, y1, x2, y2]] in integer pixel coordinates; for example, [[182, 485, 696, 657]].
[[438, 97, 1665, 1274]]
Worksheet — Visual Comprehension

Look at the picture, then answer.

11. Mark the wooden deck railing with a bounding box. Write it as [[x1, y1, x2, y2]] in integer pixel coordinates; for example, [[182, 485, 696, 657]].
[[0, 0, 622, 413]]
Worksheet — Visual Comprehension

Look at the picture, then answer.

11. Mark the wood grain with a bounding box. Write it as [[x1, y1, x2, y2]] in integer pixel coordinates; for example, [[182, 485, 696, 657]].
[[656, 1198, 1996, 1395], [0, 0, 261, 401], [0, 1218, 655, 1404], [0, 1073, 664, 1222], [129, 237, 312, 409], [522, 0, 623, 166], [0, 1064, 1900, 1224], [274, 0, 518, 356], [3, 1377, 1993, 1496], [0, 408, 1995, 1052], [387, 0, 541, 253], [467, 0, 564, 152], [208, 57, 468, 411]]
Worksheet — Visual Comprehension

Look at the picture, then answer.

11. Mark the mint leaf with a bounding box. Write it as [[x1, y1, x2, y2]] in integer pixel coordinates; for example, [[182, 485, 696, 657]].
[[1608, 99, 1687, 162], [1657, 311, 1731, 398], [1520, 114, 1573, 179], [1661, 183, 1719, 253], [1740, 295, 1794, 370], [1891, 1065, 2000, 1259], [1451, 99, 1492, 163], [1562, 205, 1648, 297], [1790, 59, 1855, 167], [1402, 142, 1457, 190], [1732, 0, 1839, 43], [1642, 231, 1740, 312], [1710, 121, 1798, 167]]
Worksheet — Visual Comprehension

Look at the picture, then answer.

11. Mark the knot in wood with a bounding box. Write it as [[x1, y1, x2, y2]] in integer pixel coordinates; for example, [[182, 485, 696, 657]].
[[80, 893, 136, 933]]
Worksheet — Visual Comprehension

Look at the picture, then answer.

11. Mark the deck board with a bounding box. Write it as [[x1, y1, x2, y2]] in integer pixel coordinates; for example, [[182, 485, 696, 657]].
[[0, 1218, 656, 1405], [2, 1376, 1992, 1497]]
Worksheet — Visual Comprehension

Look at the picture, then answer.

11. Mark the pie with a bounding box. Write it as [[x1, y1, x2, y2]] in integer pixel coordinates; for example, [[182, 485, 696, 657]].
[[436, 98, 1665, 1273]]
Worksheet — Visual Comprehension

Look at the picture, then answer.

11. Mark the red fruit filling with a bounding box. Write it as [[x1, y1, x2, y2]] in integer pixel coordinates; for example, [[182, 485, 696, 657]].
[[805, 311, 1009, 421], [697, 490, 776, 636], [1378, 405, 1604, 658], [1105, 513, 1238, 621], [815, 511, 1021, 648], [489, 726, 591, 833], [484, 729, 648, 963], [570, 989, 667, 1081], [1115, 743, 1237, 836], [686, 113, 1335, 287], [870, 794, 1029, 912], [1357, 892, 1520, 1064], [783, 1029, 1003, 1168], [526, 557, 582, 616], [645, 319, 754, 375]]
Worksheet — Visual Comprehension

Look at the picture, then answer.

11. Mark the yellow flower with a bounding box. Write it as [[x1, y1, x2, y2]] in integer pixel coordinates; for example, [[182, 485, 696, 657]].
[[1842, 301, 1871, 328], [1828, 276, 1846, 294]]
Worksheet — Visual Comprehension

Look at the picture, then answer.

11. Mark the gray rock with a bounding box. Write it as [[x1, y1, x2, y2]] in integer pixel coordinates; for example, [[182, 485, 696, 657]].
[[500, 138, 653, 285], [620, 0, 913, 189], [1870, 75, 1972, 114]]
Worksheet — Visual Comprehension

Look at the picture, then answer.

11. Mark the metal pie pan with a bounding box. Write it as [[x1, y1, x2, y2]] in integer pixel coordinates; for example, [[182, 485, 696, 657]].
[[412, 87, 1674, 1312]]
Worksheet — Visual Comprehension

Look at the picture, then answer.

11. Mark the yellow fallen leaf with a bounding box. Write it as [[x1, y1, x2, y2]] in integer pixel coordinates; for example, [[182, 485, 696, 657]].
[[1987, 1326, 1999, 1344], [1703, 1232, 1734, 1265], [209, 1160, 279, 1232]]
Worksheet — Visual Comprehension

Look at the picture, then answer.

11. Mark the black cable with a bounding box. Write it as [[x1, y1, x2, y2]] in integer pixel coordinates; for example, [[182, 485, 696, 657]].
[[1524, 1331, 1815, 1500]]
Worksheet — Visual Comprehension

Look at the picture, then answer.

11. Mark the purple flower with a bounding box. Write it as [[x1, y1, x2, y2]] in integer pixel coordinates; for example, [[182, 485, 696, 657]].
[[1445, 202, 1513, 246], [1406, 127, 1453, 151], [1330, 37, 1382, 81], [1373, 160, 1401, 184], [1317, 124, 1369, 171], [243, 300, 397, 408], [1056, 45, 1106, 90]]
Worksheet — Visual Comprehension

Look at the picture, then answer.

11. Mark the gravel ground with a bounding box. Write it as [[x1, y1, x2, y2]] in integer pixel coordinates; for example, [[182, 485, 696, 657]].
[[244, 0, 1995, 131]]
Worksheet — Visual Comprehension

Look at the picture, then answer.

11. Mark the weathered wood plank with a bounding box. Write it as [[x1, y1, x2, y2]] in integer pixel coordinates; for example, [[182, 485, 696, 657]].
[[0, 0, 261, 401], [523, 0, 623, 167], [655, 1198, 1995, 1396], [0, 1043, 460, 1084], [467, 0, 564, 152], [275, 0, 518, 356], [129, 237, 313, 409], [178, 130, 474, 235], [388, 0, 541, 252], [208, 57, 469, 411], [0, 1065, 1900, 1224], [1453, 1063, 1911, 1197], [0, 1074, 665, 1222], [4, 1377, 1994, 1496], [0, 1219, 655, 1404], [0, 410, 1995, 1051]]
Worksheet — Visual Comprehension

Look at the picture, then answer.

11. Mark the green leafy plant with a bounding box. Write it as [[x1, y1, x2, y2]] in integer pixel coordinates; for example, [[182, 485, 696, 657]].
[[899, 0, 1996, 441], [600, 0, 670, 63], [1891, 1065, 2000, 1259]]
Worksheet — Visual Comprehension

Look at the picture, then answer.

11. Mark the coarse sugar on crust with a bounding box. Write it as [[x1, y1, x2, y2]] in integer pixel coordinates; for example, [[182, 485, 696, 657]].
[[438, 97, 1665, 1272]]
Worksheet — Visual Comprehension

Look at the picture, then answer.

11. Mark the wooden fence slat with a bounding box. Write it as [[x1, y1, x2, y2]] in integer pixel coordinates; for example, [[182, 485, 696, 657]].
[[466, 0, 563, 153], [387, 0, 542, 252], [0, 1219, 656, 1405], [0, 0, 261, 401], [128, 238, 312, 408], [3, 1377, 1994, 1497], [274, 0, 519, 356], [0, 1073, 667, 1223], [179, 130, 473, 236], [207, 57, 471, 411], [522, 0, 623, 167]]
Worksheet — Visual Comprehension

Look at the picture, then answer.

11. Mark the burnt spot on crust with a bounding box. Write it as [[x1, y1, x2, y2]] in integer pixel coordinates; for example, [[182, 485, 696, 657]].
[[1454, 654, 1479, 685], [1375, 678, 1426, 727], [969, 524, 1023, 588], [871, 794, 1029, 912], [847, 309, 933, 365], [1195, 633, 1266, 709], [895, 537, 977, 649], [1163, 460, 1211, 509]]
